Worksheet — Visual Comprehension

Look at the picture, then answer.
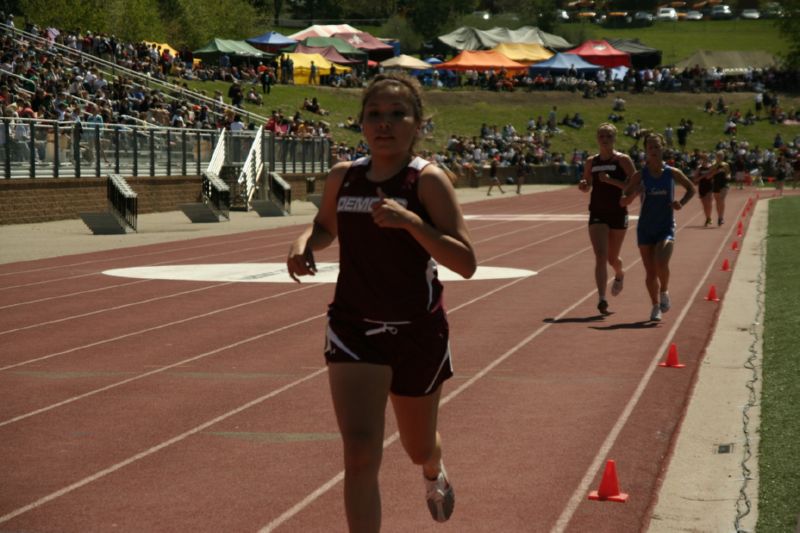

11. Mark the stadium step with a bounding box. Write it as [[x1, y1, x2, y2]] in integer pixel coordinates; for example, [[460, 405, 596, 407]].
[[79, 211, 132, 235], [179, 203, 227, 223]]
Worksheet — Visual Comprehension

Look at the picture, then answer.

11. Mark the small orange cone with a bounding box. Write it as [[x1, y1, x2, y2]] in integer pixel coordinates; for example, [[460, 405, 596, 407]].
[[588, 459, 629, 502], [737, 221, 743, 237], [659, 343, 686, 368], [721, 258, 730, 272], [732, 240, 739, 252], [705, 285, 720, 302]]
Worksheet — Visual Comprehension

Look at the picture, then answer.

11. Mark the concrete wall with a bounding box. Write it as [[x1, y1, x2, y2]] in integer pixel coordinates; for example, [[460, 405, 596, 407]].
[[0, 165, 577, 225]]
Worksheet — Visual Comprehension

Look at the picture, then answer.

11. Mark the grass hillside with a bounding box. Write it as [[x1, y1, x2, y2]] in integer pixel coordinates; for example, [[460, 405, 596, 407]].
[[566, 19, 785, 65], [186, 79, 800, 157]]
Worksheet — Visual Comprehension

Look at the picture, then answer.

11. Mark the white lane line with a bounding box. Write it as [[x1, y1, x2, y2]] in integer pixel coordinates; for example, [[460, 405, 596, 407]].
[[0, 366, 328, 526], [0, 222, 596, 526], [0, 306, 325, 429], [0, 228, 301, 278], [261, 208, 718, 532], [550, 209, 734, 532], [0, 238, 295, 292], [0, 283, 318, 373], [259, 249, 599, 532]]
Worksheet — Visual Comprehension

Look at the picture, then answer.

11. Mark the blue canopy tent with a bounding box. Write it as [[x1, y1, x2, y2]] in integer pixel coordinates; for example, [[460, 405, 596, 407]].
[[246, 31, 297, 53], [528, 52, 601, 75]]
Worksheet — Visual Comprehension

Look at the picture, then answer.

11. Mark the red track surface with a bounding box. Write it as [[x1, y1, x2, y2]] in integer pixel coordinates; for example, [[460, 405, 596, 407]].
[[0, 188, 758, 532]]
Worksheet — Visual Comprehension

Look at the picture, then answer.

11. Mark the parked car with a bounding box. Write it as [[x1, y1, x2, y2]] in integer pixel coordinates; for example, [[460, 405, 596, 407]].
[[685, 10, 704, 20], [740, 8, 760, 19], [656, 7, 678, 21], [710, 4, 734, 19], [634, 10, 655, 22], [761, 2, 784, 18]]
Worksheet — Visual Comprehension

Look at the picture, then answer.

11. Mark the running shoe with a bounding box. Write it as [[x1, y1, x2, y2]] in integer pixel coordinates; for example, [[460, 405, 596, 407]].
[[718, 218, 724, 226], [611, 275, 624, 297], [659, 291, 671, 313], [425, 463, 454, 522], [704, 217, 712, 227], [597, 299, 610, 315], [650, 304, 662, 322]]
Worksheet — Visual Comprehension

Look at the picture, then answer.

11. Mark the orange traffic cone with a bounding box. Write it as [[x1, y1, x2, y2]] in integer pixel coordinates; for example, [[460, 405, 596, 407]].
[[737, 221, 743, 237], [705, 284, 720, 302], [732, 240, 739, 252], [659, 343, 686, 368], [721, 258, 730, 272], [588, 459, 629, 502]]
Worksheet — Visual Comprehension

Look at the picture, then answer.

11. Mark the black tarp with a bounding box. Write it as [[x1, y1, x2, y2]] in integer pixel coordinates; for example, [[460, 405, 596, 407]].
[[605, 38, 662, 69]]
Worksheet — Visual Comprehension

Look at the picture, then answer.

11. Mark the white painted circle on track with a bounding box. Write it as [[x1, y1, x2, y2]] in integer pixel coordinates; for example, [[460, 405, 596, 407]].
[[103, 263, 538, 284]]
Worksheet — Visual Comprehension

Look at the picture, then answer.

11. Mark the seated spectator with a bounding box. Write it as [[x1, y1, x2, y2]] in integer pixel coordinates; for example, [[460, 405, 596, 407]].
[[245, 87, 263, 106], [724, 118, 737, 136], [612, 96, 626, 111], [302, 96, 329, 116]]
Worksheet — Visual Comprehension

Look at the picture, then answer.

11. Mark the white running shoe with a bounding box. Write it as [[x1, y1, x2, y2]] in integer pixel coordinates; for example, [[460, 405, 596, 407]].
[[660, 291, 671, 313], [425, 463, 454, 522], [611, 275, 624, 297], [650, 305, 662, 322]]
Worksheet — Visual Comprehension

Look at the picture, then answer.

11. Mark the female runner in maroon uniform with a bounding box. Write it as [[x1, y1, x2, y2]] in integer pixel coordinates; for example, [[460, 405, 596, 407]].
[[693, 151, 715, 227], [578, 123, 636, 315], [287, 72, 476, 532]]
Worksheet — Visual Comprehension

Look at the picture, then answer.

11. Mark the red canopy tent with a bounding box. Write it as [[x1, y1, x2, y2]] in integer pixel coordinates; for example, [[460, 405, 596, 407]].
[[565, 40, 631, 68], [435, 50, 528, 72], [331, 32, 395, 61]]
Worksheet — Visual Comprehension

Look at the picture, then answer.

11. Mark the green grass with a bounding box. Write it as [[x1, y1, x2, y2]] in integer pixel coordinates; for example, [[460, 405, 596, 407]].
[[758, 195, 800, 532], [184, 78, 800, 158], [567, 19, 785, 66]]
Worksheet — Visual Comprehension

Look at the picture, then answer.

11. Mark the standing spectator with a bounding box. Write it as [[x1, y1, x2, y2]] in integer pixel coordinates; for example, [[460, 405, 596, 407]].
[[228, 80, 243, 108], [309, 60, 318, 85], [486, 157, 505, 195]]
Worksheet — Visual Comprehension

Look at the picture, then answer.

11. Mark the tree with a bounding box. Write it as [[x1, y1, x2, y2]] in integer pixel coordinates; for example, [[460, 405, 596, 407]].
[[774, 0, 800, 69]]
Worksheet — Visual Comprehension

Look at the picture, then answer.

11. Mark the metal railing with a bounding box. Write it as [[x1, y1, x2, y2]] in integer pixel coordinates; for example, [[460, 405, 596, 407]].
[[268, 172, 292, 214], [202, 172, 230, 220], [2, 118, 333, 183], [1, 118, 216, 179], [107, 174, 138, 231], [237, 126, 264, 205]]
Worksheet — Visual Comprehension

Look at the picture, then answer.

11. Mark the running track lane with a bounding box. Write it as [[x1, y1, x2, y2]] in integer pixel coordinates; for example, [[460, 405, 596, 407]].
[[0, 188, 756, 532]]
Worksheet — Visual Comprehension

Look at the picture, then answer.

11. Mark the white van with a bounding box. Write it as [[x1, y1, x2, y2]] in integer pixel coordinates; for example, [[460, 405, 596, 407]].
[[656, 7, 678, 21]]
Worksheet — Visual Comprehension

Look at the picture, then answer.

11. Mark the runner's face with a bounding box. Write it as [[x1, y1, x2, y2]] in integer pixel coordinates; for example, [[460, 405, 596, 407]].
[[361, 85, 420, 156], [646, 138, 664, 161], [597, 128, 615, 149]]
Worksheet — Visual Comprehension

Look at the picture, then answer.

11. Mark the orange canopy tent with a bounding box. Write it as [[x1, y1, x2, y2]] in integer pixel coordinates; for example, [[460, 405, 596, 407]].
[[435, 50, 528, 72]]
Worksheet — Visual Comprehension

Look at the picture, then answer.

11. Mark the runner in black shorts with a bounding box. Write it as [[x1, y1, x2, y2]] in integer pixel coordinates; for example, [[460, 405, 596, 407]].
[[693, 151, 714, 227], [579, 123, 636, 315], [287, 72, 476, 530], [695, 150, 730, 225]]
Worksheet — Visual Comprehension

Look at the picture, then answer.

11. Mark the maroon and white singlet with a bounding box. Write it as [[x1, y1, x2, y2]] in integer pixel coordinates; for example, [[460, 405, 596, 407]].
[[331, 156, 444, 322], [589, 152, 629, 214]]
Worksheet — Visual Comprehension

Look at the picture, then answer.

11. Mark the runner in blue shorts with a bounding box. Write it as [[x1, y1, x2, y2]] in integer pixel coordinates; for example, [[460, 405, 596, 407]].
[[621, 132, 695, 322], [287, 72, 477, 530]]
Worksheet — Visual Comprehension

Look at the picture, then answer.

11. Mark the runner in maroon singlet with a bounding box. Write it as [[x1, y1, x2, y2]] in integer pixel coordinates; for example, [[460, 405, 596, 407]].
[[578, 123, 636, 315], [693, 151, 715, 227], [287, 72, 476, 531]]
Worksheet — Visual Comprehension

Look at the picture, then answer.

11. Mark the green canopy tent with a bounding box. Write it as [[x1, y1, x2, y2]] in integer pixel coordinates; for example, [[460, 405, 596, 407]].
[[193, 38, 271, 65]]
